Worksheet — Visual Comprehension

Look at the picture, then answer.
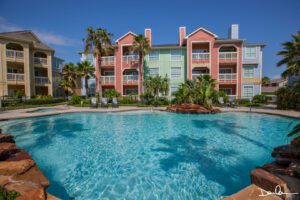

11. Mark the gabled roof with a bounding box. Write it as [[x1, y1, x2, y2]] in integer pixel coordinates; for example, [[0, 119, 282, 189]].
[[0, 30, 54, 51], [115, 31, 137, 43], [185, 27, 218, 38]]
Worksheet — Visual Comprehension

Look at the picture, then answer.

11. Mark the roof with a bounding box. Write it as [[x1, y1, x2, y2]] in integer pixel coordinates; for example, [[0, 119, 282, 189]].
[[151, 44, 184, 49], [115, 31, 137, 43], [261, 86, 279, 94], [244, 43, 266, 47], [215, 38, 245, 43], [0, 30, 54, 51], [269, 78, 286, 84], [185, 27, 218, 38]]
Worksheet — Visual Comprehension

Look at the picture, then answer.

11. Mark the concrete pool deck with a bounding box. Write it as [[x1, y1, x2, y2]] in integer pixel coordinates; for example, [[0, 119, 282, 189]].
[[0, 105, 299, 120]]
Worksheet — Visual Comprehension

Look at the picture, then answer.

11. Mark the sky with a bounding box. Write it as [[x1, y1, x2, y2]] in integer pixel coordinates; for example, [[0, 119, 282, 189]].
[[0, 0, 299, 79]]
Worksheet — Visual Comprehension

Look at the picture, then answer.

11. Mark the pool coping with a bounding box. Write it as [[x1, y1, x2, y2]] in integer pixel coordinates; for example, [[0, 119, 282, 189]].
[[0, 105, 299, 121]]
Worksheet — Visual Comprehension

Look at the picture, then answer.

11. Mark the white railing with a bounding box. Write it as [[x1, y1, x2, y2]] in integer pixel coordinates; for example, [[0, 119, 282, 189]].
[[219, 73, 237, 80], [34, 57, 47, 65], [101, 56, 115, 65], [192, 53, 210, 60], [219, 52, 237, 60], [100, 76, 115, 83], [122, 55, 139, 63], [123, 75, 138, 83], [192, 74, 209, 79], [35, 76, 49, 84], [6, 50, 24, 59], [7, 73, 24, 81]]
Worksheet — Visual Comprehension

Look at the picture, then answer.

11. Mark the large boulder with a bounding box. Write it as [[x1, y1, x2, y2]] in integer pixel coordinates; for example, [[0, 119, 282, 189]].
[[4, 182, 46, 200], [0, 159, 35, 176], [166, 103, 221, 114], [0, 134, 15, 143], [272, 145, 300, 166], [0, 143, 19, 161], [6, 149, 32, 161], [13, 165, 49, 188]]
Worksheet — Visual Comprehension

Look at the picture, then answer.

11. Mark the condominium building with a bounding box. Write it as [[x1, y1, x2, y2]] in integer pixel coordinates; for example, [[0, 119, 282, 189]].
[[0, 30, 56, 97], [80, 24, 265, 99]]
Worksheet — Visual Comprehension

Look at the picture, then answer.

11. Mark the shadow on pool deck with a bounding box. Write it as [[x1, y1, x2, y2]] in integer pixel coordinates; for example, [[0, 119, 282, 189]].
[[152, 134, 260, 196]]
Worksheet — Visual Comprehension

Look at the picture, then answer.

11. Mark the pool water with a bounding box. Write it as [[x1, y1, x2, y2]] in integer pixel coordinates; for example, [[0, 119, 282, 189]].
[[0, 111, 298, 200]]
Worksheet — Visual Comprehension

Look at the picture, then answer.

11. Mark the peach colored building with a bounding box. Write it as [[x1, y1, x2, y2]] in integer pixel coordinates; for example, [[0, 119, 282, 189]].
[[80, 24, 265, 99]]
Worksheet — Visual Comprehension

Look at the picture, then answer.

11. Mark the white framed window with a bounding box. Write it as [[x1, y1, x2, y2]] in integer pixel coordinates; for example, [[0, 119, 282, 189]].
[[220, 68, 232, 74], [125, 88, 138, 95], [171, 67, 182, 79], [149, 68, 159, 77], [103, 71, 114, 76], [245, 47, 257, 58], [243, 85, 254, 97], [171, 49, 182, 61], [149, 50, 159, 61], [243, 66, 254, 78], [170, 86, 179, 95]]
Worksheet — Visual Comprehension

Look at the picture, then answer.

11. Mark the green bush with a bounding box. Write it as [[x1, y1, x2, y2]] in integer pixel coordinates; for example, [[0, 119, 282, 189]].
[[70, 95, 83, 105], [235, 98, 250, 105], [252, 94, 267, 104], [24, 98, 65, 105], [277, 84, 300, 110], [118, 96, 138, 104], [0, 188, 20, 200]]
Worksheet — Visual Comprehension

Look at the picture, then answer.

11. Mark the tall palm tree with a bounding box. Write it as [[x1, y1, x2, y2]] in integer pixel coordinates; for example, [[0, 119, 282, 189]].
[[143, 75, 169, 101], [277, 31, 300, 78], [77, 61, 95, 99], [131, 35, 151, 95], [262, 76, 270, 86], [83, 27, 113, 96], [196, 75, 217, 109], [59, 79, 71, 97], [61, 63, 77, 94]]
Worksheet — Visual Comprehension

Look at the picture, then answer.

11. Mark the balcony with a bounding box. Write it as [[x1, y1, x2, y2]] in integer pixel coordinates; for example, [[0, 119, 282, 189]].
[[122, 55, 139, 69], [123, 75, 138, 85], [35, 76, 49, 85], [219, 52, 238, 63], [192, 73, 209, 80], [7, 73, 24, 81], [34, 57, 48, 66], [100, 76, 115, 85], [192, 53, 210, 69], [101, 56, 115, 67], [219, 73, 237, 84], [6, 50, 24, 62]]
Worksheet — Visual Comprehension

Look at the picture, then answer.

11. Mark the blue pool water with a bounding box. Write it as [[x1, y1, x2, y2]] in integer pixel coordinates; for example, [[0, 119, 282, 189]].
[[0, 111, 298, 200]]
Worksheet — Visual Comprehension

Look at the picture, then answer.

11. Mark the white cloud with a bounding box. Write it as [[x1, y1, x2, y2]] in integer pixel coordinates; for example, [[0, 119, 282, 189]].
[[0, 17, 79, 46], [272, 74, 281, 79]]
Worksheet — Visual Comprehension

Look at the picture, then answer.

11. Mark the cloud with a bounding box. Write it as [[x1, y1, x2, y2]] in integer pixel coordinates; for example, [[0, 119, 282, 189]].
[[0, 17, 80, 46], [272, 74, 281, 79]]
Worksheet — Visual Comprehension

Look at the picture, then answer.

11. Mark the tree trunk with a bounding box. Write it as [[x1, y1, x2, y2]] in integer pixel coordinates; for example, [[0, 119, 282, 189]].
[[85, 77, 89, 99], [97, 54, 102, 98], [139, 53, 144, 96]]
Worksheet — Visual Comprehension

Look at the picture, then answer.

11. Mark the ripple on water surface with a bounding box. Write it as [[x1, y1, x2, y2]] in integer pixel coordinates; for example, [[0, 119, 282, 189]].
[[0, 111, 298, 200]]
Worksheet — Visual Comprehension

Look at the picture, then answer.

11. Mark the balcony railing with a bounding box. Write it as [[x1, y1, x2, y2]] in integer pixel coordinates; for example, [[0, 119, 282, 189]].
[[192, 53, 210, 60], [123, 75, 138, 83], [34, 57, 47, 65], [100, 76, 115, 84], [192, 73, 209, 80], [35, 76, 49, 84], [219, 52, 237, 61], [6, 50, 24, 60], [122, 55, 139, 63], [219, 73, 237, 81], [101, 56, 115, 65], [7, 73, 24, 81]]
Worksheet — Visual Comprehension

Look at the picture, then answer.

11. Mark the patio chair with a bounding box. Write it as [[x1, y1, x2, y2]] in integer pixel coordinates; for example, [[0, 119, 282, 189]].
[[100, 98, 109, 108], [91, 97, 97, 108], [218, 97, 224, 107], [112, 97, 119, 108]]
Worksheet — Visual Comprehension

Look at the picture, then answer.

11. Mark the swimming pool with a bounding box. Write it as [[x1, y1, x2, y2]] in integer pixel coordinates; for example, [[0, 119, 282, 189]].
[[0, 111, 298, 199]]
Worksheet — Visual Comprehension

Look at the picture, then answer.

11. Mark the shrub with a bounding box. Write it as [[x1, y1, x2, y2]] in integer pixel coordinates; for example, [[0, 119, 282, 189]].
[[70, 95, 83, 105], [118, 96, 138, 104], [0, 188, 20, 200], [252, 94, 267, 104], [24, 98, 65, 105], [276, 84, 300, 110], [235, 98, 250, 105]]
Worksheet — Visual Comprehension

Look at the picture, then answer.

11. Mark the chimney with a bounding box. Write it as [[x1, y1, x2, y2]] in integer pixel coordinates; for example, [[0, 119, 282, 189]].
[[179, 27, 186, 46], [145, 28, 152, 46], [228, 24, 239, 39]]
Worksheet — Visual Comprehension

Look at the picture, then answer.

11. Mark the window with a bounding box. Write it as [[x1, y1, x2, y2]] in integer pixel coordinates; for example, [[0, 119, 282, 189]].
[[171, 67, 181, 79], [149, 68, 159, 77], [171, 50, 181, 61], [243, 85, 254, 97], [243, 66, 254, 78], [125, 88, 138, 95], [245, 47, 257, 58], [220, 88, 232, 95], [170, 86, 179, 95], [149, 50, 159, 61], [103, 71, 114, 76], [220, 68, 232, 74]]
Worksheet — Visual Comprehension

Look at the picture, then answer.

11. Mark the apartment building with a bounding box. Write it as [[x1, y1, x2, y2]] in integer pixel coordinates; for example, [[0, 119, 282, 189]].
[[52, 56, 64, 97], [80, 24, 265, 99], [0, 30, 55, 97]]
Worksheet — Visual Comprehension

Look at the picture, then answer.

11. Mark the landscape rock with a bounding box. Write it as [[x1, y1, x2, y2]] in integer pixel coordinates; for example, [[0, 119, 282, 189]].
[[13, 165, 49, 188], [262, 162, 293, 176], [0, 159, 35, 176], [15, 187, 46, 200], [4, 181, 45, 200], [6, 149, 32, 161], [0, 133, 15, 143], [0, 142, 19, 160], [166, 103, 221, 114]]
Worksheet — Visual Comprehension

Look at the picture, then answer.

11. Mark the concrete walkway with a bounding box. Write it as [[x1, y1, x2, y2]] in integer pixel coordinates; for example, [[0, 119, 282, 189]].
[[0, 105, 299, 120]]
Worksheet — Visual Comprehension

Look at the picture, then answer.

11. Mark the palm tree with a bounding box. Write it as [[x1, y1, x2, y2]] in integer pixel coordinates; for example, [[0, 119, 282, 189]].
[[83, 27, 113, 96], [131, 34, 151, 94], [143, 75, 169, 102], [59, 79, 71, 97], [277, 31, 300, 78], [61, 63, 77, 94], [77, 61, 95, 99], [262, 76, 270, 86], [173, 80, 197, 104], [196, 75, 217, 109]]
